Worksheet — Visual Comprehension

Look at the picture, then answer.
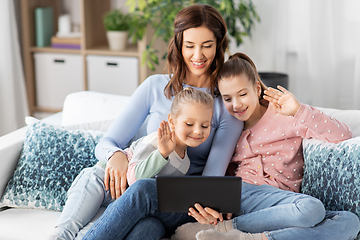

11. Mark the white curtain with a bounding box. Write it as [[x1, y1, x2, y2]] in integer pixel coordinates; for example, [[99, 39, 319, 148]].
[[0, 0, 29, 136], [230, 0, 360, 110]]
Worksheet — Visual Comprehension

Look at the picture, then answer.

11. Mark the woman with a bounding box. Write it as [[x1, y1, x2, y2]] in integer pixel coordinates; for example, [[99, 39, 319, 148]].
[[51, 4, 243, 240]]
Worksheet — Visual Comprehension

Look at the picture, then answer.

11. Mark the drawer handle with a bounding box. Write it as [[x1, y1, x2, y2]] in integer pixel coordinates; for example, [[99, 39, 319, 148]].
[[54, 59, 65, 63], [107, 62, 118, 66]]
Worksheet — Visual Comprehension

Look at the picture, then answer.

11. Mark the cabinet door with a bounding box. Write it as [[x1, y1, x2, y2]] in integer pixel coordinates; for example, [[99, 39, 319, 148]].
[[34, 53, 84, 110], [86, 55, 139, 96]]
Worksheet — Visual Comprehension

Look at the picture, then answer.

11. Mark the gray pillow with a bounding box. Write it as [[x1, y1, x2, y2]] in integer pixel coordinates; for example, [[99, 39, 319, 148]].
[[302, 137, 360, 219]]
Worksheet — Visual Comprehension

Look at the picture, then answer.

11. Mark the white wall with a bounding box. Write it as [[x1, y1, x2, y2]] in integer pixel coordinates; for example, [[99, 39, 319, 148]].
[[228, 0, 360, 110], [61, 0, 360, 110]]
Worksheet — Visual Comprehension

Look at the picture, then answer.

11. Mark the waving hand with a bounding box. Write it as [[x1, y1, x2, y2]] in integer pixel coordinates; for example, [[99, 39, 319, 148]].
[[157, 120, 176, 159], [264, 86, 301, 116]]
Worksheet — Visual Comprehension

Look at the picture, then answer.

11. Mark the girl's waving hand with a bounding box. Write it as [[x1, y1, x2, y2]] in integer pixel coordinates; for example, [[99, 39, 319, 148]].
[[157, 120, 176, 159], [264, 86, 301, 116]]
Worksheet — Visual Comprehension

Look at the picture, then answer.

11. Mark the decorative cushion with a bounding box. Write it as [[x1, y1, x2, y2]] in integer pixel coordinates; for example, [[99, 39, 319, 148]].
[[61, 91, 130, 128], [0, 120, 103, 211], [301, 137, 360, 218], [63, 119, 116, 132]]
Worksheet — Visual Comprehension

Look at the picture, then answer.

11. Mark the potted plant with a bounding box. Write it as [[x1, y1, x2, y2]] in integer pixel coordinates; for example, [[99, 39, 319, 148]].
[[126, 0, 260, 70], [103, 9, 132, 51]]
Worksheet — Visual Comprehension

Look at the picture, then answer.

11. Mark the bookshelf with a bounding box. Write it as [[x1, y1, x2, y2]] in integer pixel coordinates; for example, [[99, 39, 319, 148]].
[[20, 0, 166, 115]]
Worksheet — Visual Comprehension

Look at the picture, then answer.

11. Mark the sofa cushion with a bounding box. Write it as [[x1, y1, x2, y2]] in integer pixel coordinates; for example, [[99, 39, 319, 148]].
[[301, 137, 360, 218], [0, 120, 103, 211], [318, 107, 360, 137], [61, 91, 130, 130]]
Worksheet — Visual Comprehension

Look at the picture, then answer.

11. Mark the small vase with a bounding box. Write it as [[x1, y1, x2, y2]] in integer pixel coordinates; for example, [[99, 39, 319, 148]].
[[106, 31, 128, 51]]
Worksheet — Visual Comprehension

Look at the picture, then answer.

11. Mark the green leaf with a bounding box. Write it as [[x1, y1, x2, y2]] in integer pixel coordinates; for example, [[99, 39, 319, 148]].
[[138, 0, 147, 10], [103, 9, 131, 31], [147, 60, 155, 71], [150, 52, 159, 65], [125, 0, 137, 12], [142, 50, 148, 65], [162, 52, 168, 60]]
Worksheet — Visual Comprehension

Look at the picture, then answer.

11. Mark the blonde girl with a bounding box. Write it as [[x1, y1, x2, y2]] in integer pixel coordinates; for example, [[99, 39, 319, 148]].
[[127, 88, 214, 185], [172, 53, 360, 240]]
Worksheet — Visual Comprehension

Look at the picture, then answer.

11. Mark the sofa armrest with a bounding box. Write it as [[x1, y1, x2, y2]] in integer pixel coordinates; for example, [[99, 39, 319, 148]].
[[0, 126, 27, 198]]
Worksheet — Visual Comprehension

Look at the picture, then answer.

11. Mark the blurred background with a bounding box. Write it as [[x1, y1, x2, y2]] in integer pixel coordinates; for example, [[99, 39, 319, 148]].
[[1, 0, 359, 136]]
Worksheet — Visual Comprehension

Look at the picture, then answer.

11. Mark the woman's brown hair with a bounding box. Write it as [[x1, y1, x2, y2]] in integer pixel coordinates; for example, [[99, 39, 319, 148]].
[[216, 52, 268, 100], [165, 4, 228, 99]]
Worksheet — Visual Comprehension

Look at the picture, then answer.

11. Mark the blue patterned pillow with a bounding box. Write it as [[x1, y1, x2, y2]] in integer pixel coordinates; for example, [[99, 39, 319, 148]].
[[302, 137, 360, 218], [0, 121, 103, 211]]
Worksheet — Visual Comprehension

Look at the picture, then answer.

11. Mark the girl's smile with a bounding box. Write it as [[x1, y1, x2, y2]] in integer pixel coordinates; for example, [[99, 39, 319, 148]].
[[234, 108, 248, 116], [189, 136, 202, 141]]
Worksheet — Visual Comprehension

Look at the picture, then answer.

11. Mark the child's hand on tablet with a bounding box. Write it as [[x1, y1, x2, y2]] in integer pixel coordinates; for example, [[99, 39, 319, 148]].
[[188, 203, 220, 224], [188, 203, 232, 225]]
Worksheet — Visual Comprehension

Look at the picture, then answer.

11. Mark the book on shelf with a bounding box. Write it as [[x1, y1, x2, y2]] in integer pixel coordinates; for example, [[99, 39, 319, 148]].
[[51, 36, 81, 45], [51, 43, 81, 49], [35, 7, 54, 47], [56, 32, 82, 38]]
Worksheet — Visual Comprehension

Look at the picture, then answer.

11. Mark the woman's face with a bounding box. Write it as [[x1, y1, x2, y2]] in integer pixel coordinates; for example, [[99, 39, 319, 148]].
[[182, 26, 217, 80]]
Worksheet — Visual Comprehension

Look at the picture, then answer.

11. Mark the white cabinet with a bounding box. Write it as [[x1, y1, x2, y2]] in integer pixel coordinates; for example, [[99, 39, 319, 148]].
[[86, 55, 139, 96], [34, 53, 83, 109]]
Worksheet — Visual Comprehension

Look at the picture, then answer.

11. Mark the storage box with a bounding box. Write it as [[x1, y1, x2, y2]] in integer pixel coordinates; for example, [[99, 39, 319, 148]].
[[86, 55, 139, 96], [34, 53, 84, 110]]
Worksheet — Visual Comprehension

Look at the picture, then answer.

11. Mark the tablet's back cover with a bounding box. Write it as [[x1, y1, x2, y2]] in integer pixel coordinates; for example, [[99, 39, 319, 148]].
[[156, 176, 242, 214]]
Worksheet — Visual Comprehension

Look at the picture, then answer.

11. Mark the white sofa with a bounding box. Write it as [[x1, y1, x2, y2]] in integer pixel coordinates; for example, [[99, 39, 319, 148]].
[[1, 91, 360, 240]]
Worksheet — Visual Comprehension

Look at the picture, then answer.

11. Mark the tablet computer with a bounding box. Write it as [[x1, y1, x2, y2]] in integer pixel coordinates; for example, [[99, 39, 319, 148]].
[[155, 175, 242, 214]]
